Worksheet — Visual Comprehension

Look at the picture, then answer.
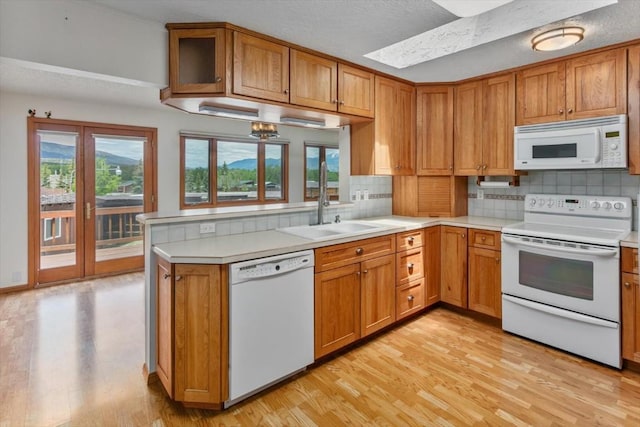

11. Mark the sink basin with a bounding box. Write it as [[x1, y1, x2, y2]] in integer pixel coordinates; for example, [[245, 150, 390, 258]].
[[277, 221, 385, 241]]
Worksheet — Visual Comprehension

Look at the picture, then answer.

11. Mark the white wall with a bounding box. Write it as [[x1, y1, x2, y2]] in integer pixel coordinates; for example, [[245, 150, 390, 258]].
[[0, 0, 167, 85], [0, 91, 338, 288]]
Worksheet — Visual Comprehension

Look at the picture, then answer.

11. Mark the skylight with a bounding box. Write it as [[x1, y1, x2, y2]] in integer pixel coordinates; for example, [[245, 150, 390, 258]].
[[432, 0, 514, 17]]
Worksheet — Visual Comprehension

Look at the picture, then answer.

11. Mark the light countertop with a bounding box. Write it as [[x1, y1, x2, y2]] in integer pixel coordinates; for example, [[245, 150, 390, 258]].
[[152, 215, 518, 264], [622, 232, 639, 248]]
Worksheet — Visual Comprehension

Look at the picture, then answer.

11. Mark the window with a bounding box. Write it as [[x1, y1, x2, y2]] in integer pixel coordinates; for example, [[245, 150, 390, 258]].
[[305, 144, 339, 201], [43, 217, 62, 241], [181, 135, 288, 208]]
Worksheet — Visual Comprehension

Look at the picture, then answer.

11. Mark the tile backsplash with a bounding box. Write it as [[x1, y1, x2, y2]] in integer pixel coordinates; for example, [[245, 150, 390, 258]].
[[468, 170, 640, 230]]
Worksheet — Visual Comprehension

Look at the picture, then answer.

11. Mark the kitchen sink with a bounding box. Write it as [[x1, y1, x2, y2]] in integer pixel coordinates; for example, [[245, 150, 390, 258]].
[[277, 221, 386, 241]]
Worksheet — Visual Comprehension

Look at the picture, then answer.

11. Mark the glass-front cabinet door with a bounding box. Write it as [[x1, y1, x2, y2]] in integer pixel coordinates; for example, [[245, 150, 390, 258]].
[[168, 27, 227, 94]]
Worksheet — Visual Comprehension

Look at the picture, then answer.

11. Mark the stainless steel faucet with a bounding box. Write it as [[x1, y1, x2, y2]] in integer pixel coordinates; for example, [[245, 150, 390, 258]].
[[317, 160, 330, 225]]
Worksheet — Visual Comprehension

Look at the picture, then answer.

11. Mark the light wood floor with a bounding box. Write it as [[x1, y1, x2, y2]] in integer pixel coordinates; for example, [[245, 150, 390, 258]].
[[2, 273, 640, 426]]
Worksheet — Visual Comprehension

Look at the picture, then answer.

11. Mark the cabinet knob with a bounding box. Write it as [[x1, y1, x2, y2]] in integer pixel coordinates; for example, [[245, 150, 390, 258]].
[[339, 100, 345, 105], [461, 234, 466, 239], [175, 275, 182, 281], [481, 236, 486, 241], [568, 108, 573, 114], [363, 269, 368, 274], [559, 108, 564, 114], [215, 76, 222, 83], [356, 271, 361, 277], [407, 295, 415, 302], [449, 165, 453, 170], [163, 273, 171, 280], [408, 236, 414, 243], [332, 99, 338, 104], [284, 89, 289, 94], [407, 263, 414, 269], [482, 164, 487, 169], [625, 282, 631, 288], [476, 165, 481, 170], [356, 247, 364, 255], [496, 258, 500, 263]]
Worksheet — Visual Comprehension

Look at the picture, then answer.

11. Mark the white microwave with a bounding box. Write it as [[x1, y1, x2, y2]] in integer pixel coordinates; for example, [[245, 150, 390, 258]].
[[514, 114, 627, 170]]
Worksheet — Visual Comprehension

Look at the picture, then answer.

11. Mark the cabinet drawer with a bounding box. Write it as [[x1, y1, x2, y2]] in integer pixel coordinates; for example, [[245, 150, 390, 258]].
[[315, 235, 395, 272], [396, 279, 425, 320], [396, 229, 424, 251], [396, 247, 424, 286], [622, 248, 639, 274], [469, 229, 501, 250]]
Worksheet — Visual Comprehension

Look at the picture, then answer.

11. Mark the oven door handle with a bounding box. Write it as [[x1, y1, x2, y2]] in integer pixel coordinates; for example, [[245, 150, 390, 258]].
[[502, 235, 617, 257], [502, 295, 618, 328]]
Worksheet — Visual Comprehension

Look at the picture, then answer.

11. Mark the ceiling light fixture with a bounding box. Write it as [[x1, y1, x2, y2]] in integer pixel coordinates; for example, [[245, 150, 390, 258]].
[[280, 116, 326, 128], [531, 26, 585, 51], [249, 122, 279, 141], [199, 104, 259, 119]]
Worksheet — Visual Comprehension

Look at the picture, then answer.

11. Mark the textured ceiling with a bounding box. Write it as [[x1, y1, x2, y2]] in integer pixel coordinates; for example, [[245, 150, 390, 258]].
[[1, 0, 639, 109]]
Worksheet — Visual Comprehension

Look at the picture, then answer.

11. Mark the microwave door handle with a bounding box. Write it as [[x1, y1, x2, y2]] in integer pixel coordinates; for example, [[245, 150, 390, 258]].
[[593, 129, 602, 163], [502, 235, 617, 257]]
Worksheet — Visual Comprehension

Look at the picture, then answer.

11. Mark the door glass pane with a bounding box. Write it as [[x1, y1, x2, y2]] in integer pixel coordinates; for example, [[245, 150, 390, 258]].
[[519, 250, 594, 300], [305, 146, 320, 199], [326, 147, 339, 200], [94, 136, 145, 262], [217, 141, 257, 202], [39, 131, 78, 269], [184, 138, 211, 205], [265, 144, 284, 200]]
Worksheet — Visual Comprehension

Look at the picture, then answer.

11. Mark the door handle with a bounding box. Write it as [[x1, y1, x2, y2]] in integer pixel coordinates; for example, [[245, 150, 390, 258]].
[[86, 202, 91, 220]]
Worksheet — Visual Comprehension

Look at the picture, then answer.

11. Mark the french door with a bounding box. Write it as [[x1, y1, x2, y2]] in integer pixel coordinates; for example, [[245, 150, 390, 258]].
[[28, 118, 157, 285]]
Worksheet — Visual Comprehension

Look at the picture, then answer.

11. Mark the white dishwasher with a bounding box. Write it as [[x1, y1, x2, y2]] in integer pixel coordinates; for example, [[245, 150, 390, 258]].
[[227, 250, 314, 406]]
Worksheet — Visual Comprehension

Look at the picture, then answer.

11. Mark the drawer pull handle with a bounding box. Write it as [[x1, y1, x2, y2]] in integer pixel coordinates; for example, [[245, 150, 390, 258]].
[[407, 295, 415, 302], [356, 248, 364, 255], [481, 236, 486, 241], [407, 263, 414, 269], [163, 273, 170, 280], [408, 236, 414, 243]]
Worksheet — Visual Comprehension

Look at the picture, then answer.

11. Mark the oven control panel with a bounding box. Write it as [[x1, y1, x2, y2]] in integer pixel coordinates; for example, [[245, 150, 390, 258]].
[[525, 194, 632, 218]]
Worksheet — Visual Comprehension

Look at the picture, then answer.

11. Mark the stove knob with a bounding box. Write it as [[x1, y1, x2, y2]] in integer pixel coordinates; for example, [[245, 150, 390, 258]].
[[547, 199, 555, 207], [602, 202, 612, 210], [538, 198, 546, 207], [590, 201, 601, 209], [614, 202, 623, 210], [529, 198, 536, 207]]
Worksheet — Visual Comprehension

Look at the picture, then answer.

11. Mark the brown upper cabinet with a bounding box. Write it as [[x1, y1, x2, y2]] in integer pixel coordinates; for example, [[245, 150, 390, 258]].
[[233, 32, 290, 103], [454, 73, 516, 176], [351, 76, 416, 175], [168, 27, 229, 94], [628, 44, 640, 175], [516, 48, 627, 125], [416, 86, 454, 175], [290, 52, 375, 117]]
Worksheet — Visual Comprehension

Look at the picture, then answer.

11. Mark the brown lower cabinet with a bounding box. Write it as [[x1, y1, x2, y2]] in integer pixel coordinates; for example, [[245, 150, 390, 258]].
[[622, 248, 640, 362], [467, 229, 502, 319], [440, 226, 468, 308], [155, 257, 228, 409], [314, 253, 396, 359]]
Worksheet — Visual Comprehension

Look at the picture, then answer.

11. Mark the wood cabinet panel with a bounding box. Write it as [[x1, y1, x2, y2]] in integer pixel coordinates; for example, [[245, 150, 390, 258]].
[[621, 272, 640, 362], [565, 48, 627, 120], [290, 50, 337, 111], [338, 64, 375, 117], [424, 226, 441, 306], [396, 247, 424, 286], [315, 235, 395, 272], [440, 226, 468, 308], [173, 264, 227, 406], [233, 32, 289, 102], [622, 247, 639, 274], [416, 86, 454, 175], [168, 27, 227, 94], [629, 44, 640, 175], [454, 81, 484, 175], [156, 257, 174, 398], [483, 74, 515, 175], [361, 255, 396, 337], [396, 229, 424, 251], [392, 175, 468, 217], [314, 263, 361, 358], [516, 62, 565, 125], [468, 247, 502, 318], [396, 279, 426, 320]]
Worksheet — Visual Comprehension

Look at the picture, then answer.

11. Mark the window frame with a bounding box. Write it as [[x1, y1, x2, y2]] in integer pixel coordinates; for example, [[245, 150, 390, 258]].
[[180, 135, 288, 209], [304, 143, 339, 202]]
